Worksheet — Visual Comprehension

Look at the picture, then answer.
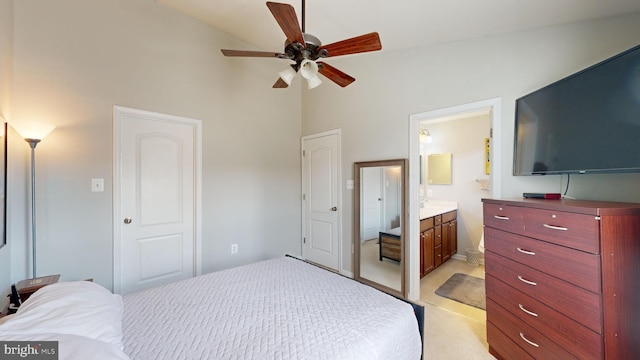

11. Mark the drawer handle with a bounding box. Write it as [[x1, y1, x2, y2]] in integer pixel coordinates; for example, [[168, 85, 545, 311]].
[[516, 247, 536, 256], [518, 304, 539, 317], [543, 223, 568, 231], [519, 332, 540, 348], [494, 215, 510, 220], [517, 275, 537, 286]]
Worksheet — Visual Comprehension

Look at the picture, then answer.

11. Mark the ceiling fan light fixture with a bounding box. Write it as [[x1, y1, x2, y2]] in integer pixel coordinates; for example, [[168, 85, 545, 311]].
[[220, 1, 382, 89], [278, 66, 298, 85], [300, 59, 319, 80], [300, 59, 322, 89], [307, 75, 322, 89]]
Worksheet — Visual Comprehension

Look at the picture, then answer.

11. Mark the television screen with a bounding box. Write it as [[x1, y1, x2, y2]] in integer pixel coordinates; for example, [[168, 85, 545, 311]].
[[514, 44, 640, 175]]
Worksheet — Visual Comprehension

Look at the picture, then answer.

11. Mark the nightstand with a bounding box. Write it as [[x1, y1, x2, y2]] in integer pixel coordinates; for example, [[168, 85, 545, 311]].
[[1, 275, 60, 317], [15, 274, 61, 302]]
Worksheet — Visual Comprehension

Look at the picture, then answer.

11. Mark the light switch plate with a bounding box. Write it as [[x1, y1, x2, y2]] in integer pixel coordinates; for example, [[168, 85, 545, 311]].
[[91, 178, 104, 192], [347, 180, 354, 190]]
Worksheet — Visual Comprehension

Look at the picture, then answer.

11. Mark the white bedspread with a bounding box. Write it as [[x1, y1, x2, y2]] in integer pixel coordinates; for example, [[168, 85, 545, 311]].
[[122, 257, 422, 359]]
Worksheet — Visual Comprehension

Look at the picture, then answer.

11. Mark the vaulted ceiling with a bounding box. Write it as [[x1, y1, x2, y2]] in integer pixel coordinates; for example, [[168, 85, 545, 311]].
[[156, 0, 640, 53]]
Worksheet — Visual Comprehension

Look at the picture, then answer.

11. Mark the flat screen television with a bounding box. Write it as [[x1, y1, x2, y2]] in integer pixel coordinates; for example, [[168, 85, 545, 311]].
[[513, 43, 640, 176]]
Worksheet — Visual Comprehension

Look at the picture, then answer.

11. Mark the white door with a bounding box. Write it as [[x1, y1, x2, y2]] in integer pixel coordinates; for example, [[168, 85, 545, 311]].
[[113, 106, 201, 294], [361, 167, 383, 241], [302, 130, 340, 271]]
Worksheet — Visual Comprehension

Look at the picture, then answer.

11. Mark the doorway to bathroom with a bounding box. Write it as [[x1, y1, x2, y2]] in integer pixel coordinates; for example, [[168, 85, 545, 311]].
[[407, 98, 501, 301]]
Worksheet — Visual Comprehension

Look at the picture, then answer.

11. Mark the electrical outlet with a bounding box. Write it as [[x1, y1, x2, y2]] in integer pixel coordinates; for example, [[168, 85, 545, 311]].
[[427, 189, 433, 197], [231, 244, 238, 254]]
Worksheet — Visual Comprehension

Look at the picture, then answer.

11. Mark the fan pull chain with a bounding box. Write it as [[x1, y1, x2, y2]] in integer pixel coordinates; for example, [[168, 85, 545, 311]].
[[301, 0, 305, 33]]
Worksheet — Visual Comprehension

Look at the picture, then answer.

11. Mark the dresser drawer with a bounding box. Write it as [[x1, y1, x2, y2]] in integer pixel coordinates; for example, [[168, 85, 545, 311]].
[[483, 203, 524, 235], [487, 299, 581, 359], [487, 321, 535, 360], [487, 275, 603, 360], [434, 214, 442, 226], [420, 217, 434, 232], [522, 208, 600, 254], [485, 251, 602, 334], [484, 227, 601, 293]]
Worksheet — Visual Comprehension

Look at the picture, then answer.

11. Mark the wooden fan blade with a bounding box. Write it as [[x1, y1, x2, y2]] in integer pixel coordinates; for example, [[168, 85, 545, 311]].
[[266, 2, 305, 46], [317, 62, 355, 87], [319, 32, 382, 57], [221, 49, 288, 58], [273, 77, 289, 88]]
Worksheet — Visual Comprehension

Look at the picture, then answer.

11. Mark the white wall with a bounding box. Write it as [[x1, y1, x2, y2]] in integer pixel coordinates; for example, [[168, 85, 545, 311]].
[[0, 0, 13, 300], [5, 1, 640, 303], [302, 12, 640, 275], [7, 0, 303, 292]]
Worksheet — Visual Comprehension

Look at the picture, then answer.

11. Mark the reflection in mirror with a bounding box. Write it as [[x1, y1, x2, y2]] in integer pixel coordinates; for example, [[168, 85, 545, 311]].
[[427, 153, 452, 185], [354, 159, 408, 298]]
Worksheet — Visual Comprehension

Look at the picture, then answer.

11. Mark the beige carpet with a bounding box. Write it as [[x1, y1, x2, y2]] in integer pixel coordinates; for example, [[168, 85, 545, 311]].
[[421, 301, 495, 359], [419, 259, 495, 359], [359, 239, 401, 291]]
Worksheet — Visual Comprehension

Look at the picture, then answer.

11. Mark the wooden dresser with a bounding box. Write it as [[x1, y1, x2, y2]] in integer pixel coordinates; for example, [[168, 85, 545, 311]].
[[482, 198, 640, 359]]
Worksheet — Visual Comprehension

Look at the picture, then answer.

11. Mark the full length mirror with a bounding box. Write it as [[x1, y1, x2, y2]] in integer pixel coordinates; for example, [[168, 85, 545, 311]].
[[354, 159, 408, 298]]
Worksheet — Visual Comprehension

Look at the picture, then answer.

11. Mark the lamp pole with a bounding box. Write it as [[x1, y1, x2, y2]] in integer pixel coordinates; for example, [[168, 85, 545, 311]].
[[25, 138, 40, 278]]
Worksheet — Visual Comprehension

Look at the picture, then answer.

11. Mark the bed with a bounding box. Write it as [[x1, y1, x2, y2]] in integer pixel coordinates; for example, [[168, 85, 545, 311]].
[[0, 256, 423, 359]]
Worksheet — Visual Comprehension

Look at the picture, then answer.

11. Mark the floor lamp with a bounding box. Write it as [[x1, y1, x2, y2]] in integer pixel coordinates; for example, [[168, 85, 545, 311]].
[[15, 122, 55, 279]]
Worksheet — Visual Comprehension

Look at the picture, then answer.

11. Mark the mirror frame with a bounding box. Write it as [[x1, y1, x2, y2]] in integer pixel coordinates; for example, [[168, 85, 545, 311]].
[[353, 159, 408, 298]]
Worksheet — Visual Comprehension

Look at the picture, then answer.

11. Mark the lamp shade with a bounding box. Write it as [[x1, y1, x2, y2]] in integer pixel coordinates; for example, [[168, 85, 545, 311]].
[[13, 122, 56, 141], [307, 76, 322, 89], [419, 129, 433, 143], [300, 59, 319, 80], [278, 66, 298, 85]]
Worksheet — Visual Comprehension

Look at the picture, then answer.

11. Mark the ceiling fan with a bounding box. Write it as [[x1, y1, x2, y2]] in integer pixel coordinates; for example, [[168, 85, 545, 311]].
[[221, 0, 382, 89]]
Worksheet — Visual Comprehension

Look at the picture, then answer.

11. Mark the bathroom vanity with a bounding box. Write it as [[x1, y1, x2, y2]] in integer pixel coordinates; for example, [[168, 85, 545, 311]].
[[419, 201, 458, 277]]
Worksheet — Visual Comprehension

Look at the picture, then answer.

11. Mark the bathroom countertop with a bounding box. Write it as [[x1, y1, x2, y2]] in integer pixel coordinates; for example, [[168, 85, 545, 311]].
[[419, 200, 458, 220]]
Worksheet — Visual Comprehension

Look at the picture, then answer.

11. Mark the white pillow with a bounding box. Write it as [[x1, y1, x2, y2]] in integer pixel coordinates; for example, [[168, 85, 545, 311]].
[[0, 332, 130, 360], [0, 281, 124, 350]]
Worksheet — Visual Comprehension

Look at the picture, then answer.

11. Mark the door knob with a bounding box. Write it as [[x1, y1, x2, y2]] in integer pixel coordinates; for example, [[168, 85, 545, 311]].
[[124, 217, 132, 224], [330, 207, 337, 211]]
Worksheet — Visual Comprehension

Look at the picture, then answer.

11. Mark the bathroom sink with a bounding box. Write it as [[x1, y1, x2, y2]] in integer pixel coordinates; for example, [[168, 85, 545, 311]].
[[420, 201, 458, 219]]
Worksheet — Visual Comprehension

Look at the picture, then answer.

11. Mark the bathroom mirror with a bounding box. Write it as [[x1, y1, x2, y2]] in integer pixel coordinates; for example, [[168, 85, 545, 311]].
[[427, 153, 452, 185], [354, 159, 408, 298]]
